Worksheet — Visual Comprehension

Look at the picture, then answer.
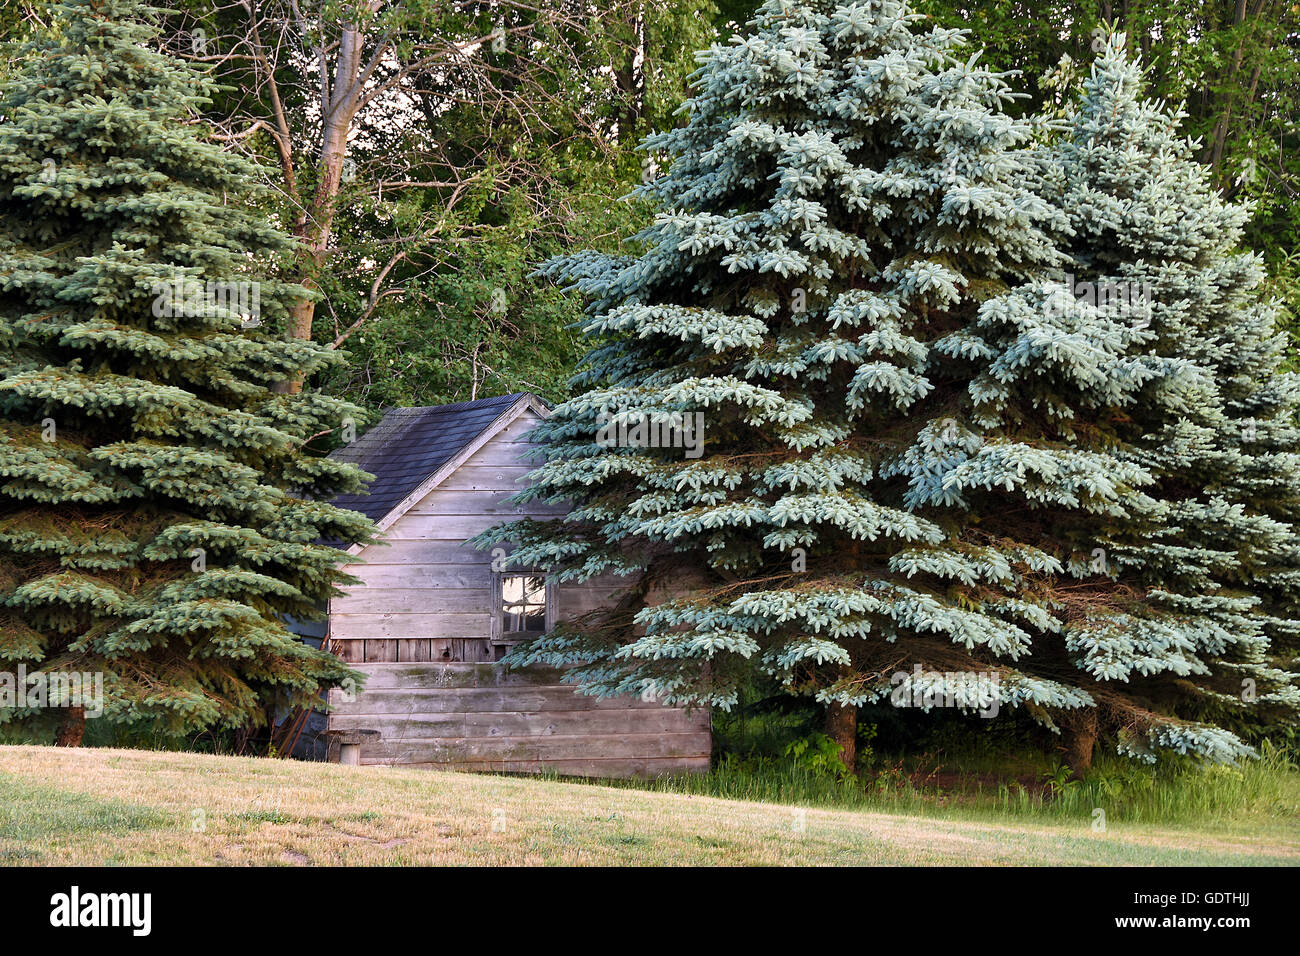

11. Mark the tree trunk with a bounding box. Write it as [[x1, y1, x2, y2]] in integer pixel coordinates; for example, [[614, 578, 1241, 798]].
[[1062, 708, 1098, 777], [825, 701, 857, 775], [271, 17, 371, 395], [54, 706, 86, 747]]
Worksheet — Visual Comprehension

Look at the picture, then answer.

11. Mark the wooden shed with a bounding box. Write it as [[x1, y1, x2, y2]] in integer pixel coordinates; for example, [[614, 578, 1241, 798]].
[[315, 392, 711, 777]]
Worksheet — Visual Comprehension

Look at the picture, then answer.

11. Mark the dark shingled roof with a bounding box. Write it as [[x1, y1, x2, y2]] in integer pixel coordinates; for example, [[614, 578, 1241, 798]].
[[330, 393, 534, 524]]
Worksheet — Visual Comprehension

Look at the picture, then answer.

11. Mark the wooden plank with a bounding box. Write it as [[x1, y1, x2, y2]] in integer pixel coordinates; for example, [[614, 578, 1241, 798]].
[[456, 637, 494, 663], [329, 686, 704, 717], [338, 577, 631, 618], [436, 464, 537, 493], [380, 513, 555, 541], [396, 639, 429, 662], [344, 541, 485, 566], [333, 694, 708, 729], [364, 639, 398, 662], [345, 564, 629, 596], [356, 731, 713, 763], [331, 662, 564, 690], [334, 587, 491, 615], [330, 708, 712, 738], [360, 755, 712, 778], [336, 701, 710, 735], [336, 639, 363, 663], [558, 586, 628, 616], [582, 571, 643, 589], [459, 442, 551, 467], [330, 612, 489, 640], [348, 541, 625, 570], [340, 584, 626, 620], [335, 637, 509, 665], [488, 416, 543, 443], [406, 488, 568, 517], [344, 563, 494, 589]]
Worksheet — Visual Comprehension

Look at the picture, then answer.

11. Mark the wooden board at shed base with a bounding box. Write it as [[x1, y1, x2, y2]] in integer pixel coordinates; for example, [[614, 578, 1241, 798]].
[[327, 662, 711, 778]]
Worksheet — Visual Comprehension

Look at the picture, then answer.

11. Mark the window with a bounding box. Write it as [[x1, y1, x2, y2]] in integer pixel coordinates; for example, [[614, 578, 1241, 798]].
[[491, 572, 555, 659]]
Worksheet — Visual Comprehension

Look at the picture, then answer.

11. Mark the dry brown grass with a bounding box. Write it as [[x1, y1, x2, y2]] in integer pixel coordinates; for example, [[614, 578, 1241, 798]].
[[1, 744, 1296, 866]]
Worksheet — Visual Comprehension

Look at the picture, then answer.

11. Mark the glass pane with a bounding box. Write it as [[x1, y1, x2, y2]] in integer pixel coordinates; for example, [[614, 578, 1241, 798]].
[[504, 605, 545, 633], [502, 575, 527, 605], [501, 574, 546, 633]]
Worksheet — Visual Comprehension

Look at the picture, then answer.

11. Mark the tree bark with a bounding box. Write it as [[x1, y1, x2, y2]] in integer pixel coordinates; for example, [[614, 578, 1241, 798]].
[[54, 706, 86, 747], [825, 701, 857, 775], [1062, 708, 1098, 776], [265, 11, 377, 394]]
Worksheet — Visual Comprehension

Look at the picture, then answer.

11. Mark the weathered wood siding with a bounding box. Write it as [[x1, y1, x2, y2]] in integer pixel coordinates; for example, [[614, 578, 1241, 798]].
[[328, 664, 711, 776], [331, 412, 626, 662], [331, 413, 555, 662], [327, 407, 712, 777]]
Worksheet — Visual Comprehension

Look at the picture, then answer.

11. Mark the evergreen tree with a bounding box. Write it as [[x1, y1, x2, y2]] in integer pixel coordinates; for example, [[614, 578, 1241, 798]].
[[1039, 36, 1300, 758], [493, 0, 1290, 772], [0, 0, 372, 744]]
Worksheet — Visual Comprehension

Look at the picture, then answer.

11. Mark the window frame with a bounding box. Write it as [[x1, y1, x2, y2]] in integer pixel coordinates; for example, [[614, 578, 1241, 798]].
[[490, 570, 556, 651]]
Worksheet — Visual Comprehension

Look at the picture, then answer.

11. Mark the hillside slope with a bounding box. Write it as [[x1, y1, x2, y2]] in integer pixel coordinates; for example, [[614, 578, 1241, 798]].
[[0, 745, 1295, 866]]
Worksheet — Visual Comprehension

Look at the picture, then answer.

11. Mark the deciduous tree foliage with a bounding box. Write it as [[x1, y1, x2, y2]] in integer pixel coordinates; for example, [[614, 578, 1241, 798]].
[[492, 0, 1298, 771], [147, 0, 725, 405], [0, 0, 372, 743]]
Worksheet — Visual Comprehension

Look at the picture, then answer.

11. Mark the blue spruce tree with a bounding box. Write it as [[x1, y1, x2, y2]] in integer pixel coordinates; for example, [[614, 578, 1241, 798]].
[[487, 1, 1297, 772], [1035, 34, 1300, 764]]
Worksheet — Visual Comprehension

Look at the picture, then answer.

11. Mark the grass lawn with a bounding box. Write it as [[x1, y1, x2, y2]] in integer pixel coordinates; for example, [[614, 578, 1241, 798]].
[[1, 744, 1297, 865]]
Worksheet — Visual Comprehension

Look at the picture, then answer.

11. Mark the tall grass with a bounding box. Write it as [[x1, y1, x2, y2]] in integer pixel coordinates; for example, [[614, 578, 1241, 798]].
[[611, 741, 1300, 829], [988, 743, 1300, 826]]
